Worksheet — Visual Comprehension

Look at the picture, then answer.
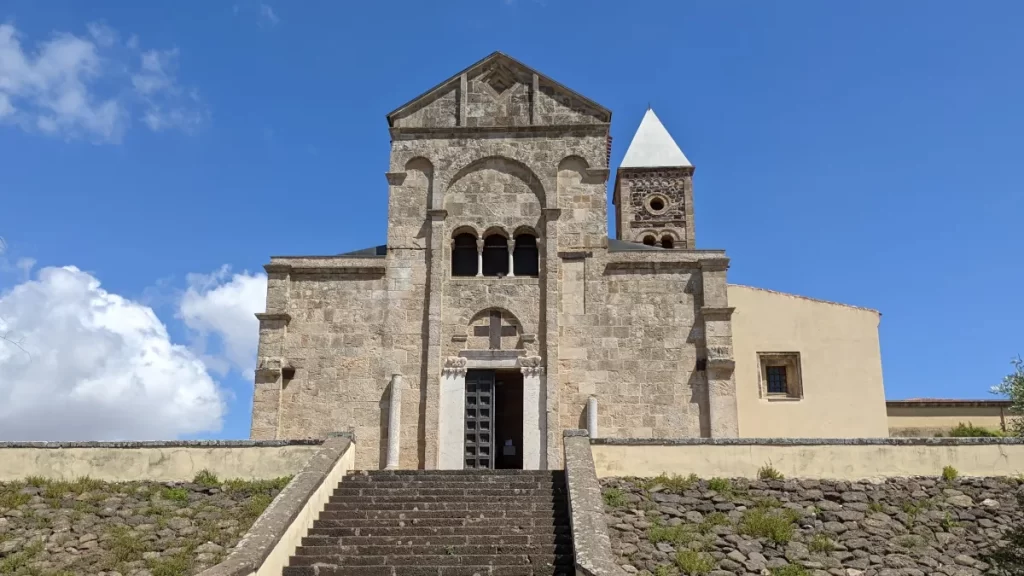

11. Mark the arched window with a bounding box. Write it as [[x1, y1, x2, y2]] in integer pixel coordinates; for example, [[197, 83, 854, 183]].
[[513, 234, 539, 277], [482, 235, 509, 277], [661, 235, 675, 249], [452, 233, 478, 276], [642, 235, 656, 246]]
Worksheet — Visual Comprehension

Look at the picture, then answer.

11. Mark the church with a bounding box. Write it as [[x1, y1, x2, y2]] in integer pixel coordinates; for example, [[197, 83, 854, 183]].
[[249, 52, 889, 471]]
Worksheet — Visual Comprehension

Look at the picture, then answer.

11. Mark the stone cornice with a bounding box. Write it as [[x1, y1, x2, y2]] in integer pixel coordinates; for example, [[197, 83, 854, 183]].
[[255, 312, 292, 324], [584, 167, 610, 182], [700, 306, 735, 319], [616, 165, 695, 176], [389, 123, 609, 140], [558, 251, 592, 260], [266, 257, 387, 274], [385, 171, 406, 185], [426, 209, 448, 220], [542, 207, 562, 219], [263, 263, 292, 274]]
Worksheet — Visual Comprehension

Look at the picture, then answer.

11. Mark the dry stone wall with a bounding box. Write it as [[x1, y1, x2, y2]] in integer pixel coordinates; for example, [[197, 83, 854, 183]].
[[600, 474, 1023, 576], [0, 475, 289, 575]]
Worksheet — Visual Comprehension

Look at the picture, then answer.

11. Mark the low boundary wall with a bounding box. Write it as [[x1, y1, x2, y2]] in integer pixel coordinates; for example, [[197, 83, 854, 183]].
[[0, 440, 323, 482], [201, 433, 356, 576], [591, 437, 1024, 479]]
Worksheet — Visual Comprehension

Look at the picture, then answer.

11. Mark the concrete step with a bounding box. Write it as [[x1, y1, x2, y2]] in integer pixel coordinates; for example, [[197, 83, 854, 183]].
[[327, 494, 565, 502], [321, 501, 565, 513], [351, 470, 564, 477], [283, 565, 574, 576], [298, 534, 571, 548], [287, 553, 573, 567], [333, 487, 566, 497], [339, 476, 563, 483], [306, 526, 571, 538], [317, 509, 569, 521], [293, 543, 573, 558], [313, 517, 570, 529]]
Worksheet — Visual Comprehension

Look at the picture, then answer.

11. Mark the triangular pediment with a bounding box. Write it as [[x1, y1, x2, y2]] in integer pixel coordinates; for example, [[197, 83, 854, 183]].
[[387, 52, 611, 129]]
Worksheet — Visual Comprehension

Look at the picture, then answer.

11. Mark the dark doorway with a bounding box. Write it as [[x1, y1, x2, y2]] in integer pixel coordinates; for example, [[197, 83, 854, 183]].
[[494, 370, 524, 469], [464, 369, 523, 470]]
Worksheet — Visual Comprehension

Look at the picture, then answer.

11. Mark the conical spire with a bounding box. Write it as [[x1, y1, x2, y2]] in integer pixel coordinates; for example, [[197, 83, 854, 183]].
[[620, 109, 692, 168]]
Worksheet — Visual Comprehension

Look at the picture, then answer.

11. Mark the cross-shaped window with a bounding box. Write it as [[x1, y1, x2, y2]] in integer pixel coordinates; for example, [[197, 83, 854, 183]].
[[473, 310, 517, 349]]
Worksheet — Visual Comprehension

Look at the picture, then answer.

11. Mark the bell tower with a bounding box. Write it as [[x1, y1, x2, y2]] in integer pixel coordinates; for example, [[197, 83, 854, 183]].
[[613, 108, 695, 249]]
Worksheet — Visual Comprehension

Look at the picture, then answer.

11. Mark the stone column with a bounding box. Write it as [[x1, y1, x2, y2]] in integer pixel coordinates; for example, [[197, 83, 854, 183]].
[[540, 209, 562, 469], [521, 357, 545, 470], [385, 373, 403, 469], [438, 357, 468, 469], [507, 238, 516, 277], [476, 238, 484, 277], [587, 395, 598, 438]]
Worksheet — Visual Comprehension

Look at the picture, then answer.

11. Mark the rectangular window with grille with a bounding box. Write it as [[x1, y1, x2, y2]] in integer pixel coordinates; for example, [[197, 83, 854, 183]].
[[766, 365, 787, 394], [758, 352, 803, 400]]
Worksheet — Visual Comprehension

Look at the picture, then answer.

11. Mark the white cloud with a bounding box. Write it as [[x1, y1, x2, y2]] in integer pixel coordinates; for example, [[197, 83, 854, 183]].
[[259, 4, 280, 26], [0, 266, 225, 440], [0, 22, 204, 143], [178, 267, 267, 378], [86, 22, 117, 48]]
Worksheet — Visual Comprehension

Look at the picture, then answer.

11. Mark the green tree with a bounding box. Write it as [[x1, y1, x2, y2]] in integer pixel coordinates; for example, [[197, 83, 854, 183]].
[[992, 356, 1024, 437]]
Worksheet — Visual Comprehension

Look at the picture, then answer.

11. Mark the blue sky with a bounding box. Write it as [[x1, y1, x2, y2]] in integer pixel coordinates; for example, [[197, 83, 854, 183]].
[[1, 0, 1022, 440]]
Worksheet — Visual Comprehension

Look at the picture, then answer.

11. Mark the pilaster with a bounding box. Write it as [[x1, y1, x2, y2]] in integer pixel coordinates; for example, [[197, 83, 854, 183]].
[[423, 208, 447, 469], [542, 207, 561, 468]]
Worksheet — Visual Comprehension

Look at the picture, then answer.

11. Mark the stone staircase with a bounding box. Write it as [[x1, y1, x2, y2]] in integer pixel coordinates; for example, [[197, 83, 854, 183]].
[[283, 469, 575, 576]]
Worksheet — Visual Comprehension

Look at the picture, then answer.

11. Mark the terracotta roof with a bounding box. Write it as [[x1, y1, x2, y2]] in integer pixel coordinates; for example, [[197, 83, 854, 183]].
[[886, 398, 1013, 408]]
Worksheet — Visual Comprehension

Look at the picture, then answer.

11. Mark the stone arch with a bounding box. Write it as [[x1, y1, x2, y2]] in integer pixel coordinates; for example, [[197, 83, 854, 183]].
[[405, 157, 435, 209], [444, 155, 546, 206], [450, 224, 481, 238], [512, 224, 539, 238], [556, 155, 589, 204], [458, 300, 535, 336], [482, 225, 510, 239]]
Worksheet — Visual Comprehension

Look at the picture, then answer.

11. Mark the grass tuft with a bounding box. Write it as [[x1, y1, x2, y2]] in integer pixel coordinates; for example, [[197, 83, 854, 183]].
[[740, 507, 800, 544], [643, 473, 700, 494], [192, 469, 221, 487], [603, 487, 627, 508], [161, 487, 190, 504], [808, 533, 834, 553], [757, 463, 784, 480], [674, 549, 714, 575], [942, 465, 959, 481], [707, 477, 732, 494], [697, 511, 730, 534]]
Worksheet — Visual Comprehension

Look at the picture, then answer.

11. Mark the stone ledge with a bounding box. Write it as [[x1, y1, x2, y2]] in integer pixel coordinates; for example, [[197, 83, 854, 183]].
[[590, 437, 1024, 446], [0, 439, 324, 449], [198, 434, 354, 576], [563, 429, 628, 576]]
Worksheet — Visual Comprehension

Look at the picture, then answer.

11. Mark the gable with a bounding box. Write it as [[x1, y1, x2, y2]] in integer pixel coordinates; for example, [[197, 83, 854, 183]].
[[388, 52, 610, 129]]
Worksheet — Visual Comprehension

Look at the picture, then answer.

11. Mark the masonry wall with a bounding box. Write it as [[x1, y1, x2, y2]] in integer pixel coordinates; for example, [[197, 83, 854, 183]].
[[277, 271, 390, 470], [559, 256, 706, 438], [729, 284, 888, 438]]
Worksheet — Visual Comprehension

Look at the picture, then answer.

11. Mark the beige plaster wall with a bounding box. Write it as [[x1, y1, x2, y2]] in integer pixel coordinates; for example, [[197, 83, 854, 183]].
[[591, 441, 1024, 480], [729, 285, 888, 438], [888, 405, 1008, 437], [0, 441, 320, 482]]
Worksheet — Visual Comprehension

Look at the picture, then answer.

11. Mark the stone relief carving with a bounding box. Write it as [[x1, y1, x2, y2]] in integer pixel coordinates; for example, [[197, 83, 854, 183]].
[[442, 356, 468, 377], [519, 355, 544, 377]]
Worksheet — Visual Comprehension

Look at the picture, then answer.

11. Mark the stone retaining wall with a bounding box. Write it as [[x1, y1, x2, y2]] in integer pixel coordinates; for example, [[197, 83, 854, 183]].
[[0, 440, 323, 482], [601, 474, 1023, 575], [591, 438, 1024, 480]]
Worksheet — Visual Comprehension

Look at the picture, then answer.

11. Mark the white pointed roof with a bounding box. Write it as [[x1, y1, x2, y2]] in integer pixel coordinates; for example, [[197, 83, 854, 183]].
[[620, 108, 692, 168]]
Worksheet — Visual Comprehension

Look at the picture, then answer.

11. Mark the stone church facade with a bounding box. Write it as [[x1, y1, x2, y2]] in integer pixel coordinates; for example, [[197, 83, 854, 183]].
[[250, 52, 889, 470]]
